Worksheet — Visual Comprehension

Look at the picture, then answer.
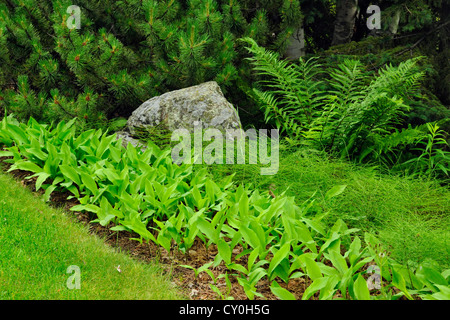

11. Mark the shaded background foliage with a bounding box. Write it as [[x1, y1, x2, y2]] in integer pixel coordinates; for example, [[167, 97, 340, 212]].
[[0, 0, 448, 132], [0, 0, 303, 126]]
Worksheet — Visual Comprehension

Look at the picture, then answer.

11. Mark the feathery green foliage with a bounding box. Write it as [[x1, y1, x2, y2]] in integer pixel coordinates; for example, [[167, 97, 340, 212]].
[[242, 38, 445, 170], [400, 122, 450, 179], [242, 37, 325, 143]]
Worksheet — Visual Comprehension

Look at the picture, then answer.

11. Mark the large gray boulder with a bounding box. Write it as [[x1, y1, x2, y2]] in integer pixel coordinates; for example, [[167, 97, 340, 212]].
[[126, 81, 241, 135]]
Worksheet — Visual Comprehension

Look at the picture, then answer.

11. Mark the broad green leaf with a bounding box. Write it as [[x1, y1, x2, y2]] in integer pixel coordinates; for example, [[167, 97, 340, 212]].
[[294, 221, 317, 253], [191, 185, 205, 207], [238, 191, 249, 216], [95, 197, 117, 226], [352, 256, 374, 274], [122, 218, 157, 244], [325, 185, 347, 200], [205, 179, 217, 204], [319, 275, 339, 300], [96, 134, 113, 159], [319, 232, 340, 255], [110, 225, 128, 232], [217, 238, 232, 265], [248, 267, 268, 285], [392, 267, 413, 300], [326, 250, 348, 275], [268, 242, 291, 276], [81, 171, 98, 195], [422, 285, 450, 300], [289, 271, 305, 279], [353, 274, 371, 300], [44, 142, 61, 175], [196, 217, 218, 244], [249, 220, 269, 253], [179, 264, 196, 273], [302, 276, 329, 300], [35, 172, 51, 191], [260, 196, 286, 225], [281, 215, 295, 241], [92, 186, 108, 204], [27, 147, 47, 161], [0, 150, 13, 157], [211, 207, 225, 226], [271, 260, 291, 283], [270, 281, 296, 300], [61, 117, 77, 132], [52, 176, 64, 186], [59, 165, 81, 185], [228, 263, 248, 274], [9, 161, 43, 174], [66, 184, 80, 198], [59, 142, 74, 165], [347, 236, 362, 265], [247, 248, 259, 272], [329, 219, 348, 234], [303, 255, 322, 281], [43, 184, 57, 202], [239, 224, 260, 251], [301, 217, 326, 235], [198, 261, 214, 274], [6, 123, 29, 145], [337, 268, 354, 298], [156, 231, 172, 252], [442, 269, 450, 282], [108, 145, 122, 163], [70, 204, 100, 213], [416, 265, 447, 288]]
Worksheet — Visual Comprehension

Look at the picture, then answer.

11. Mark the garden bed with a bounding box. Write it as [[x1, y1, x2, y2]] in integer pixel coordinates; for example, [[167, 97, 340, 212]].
[[1, 117, 446, 301], [0, 155, 303, 300]]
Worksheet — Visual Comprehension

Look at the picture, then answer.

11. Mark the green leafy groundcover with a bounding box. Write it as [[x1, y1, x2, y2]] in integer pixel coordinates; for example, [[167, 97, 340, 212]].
[[0, 115, 448, 300]]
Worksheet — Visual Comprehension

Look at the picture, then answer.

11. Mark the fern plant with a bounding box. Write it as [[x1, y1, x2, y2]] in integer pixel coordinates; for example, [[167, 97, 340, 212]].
[[307, 59, 369, 154], [242, 38, 427, 162], [401, 122, 450, 179], [329, 57, 424, 159], [367, 123, 428, 170], [241, 37, 325, 145]]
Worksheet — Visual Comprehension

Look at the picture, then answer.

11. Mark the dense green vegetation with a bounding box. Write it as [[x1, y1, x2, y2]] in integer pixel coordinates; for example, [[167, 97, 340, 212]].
[[0, 0, 448, 301], [0, 115, 448, 300], [243, 38, 449, 179], [205, 149, 450, 270], [0, 0, 304, 125]]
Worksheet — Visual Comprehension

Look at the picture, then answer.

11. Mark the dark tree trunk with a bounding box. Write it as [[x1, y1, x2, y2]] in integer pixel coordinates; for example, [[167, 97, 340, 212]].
[[331, 0, 359, 46]]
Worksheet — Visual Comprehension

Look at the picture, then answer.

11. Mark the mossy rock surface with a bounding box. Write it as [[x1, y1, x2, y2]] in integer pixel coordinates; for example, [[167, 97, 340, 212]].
[[127, 81, 242, 135]]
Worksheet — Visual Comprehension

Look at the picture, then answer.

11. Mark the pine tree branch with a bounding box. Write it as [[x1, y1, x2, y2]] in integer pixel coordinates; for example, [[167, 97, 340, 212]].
[[395, 19, 450, 56]]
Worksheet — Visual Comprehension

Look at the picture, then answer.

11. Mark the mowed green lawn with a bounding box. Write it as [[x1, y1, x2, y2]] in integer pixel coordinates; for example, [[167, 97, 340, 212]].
[[0, 173, 183, 300]]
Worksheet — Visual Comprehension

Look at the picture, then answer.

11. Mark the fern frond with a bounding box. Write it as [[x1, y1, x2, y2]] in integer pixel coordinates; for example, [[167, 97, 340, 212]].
[[327, 59, 368, 106], [368, 57, 425, 99], [317, 59, 370, 151], [241, 37, 324, 132], [360, 123, 428, 163]]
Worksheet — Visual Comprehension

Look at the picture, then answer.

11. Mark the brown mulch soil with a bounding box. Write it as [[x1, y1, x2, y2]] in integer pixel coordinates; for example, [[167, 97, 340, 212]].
[[0, 155, 396, 300]]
